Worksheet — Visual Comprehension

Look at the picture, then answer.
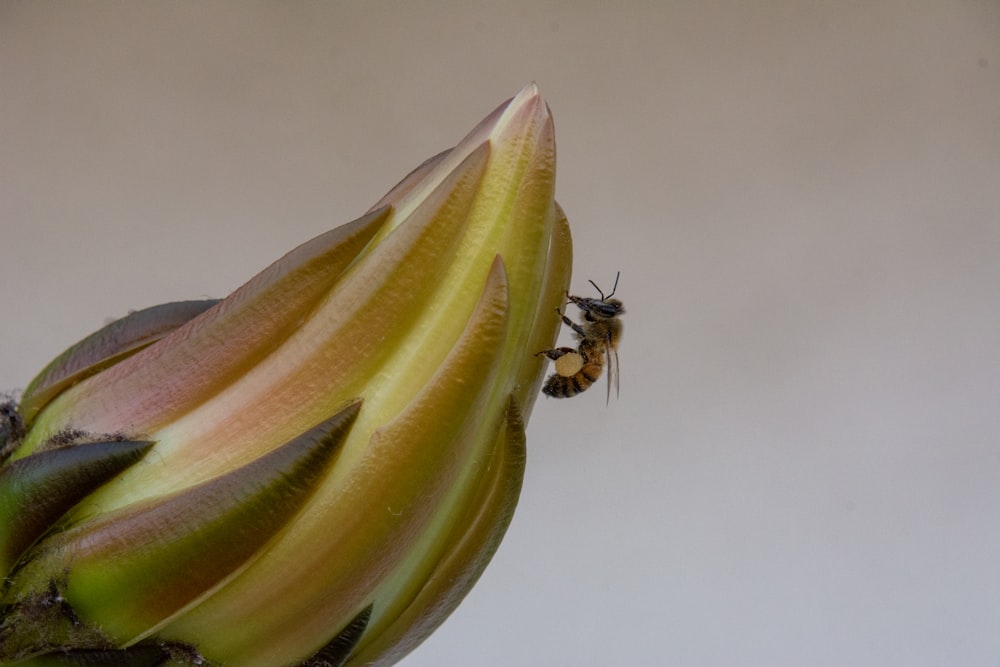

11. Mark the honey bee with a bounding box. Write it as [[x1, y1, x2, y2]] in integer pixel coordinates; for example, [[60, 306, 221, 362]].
[[536, 272, 624, 402]]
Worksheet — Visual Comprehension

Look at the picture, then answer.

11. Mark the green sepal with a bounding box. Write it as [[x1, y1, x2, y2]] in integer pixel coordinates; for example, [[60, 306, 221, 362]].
[[14, 643, 172, 667], [0, 400, 362, 658], [1, 400, 26, 463], [0, 439, 155, 576]]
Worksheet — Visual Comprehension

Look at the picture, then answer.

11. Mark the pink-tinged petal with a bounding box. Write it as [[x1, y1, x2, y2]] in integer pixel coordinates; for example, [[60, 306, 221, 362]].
[[20, 208, 389, 455], [20, 300, 219, 422]]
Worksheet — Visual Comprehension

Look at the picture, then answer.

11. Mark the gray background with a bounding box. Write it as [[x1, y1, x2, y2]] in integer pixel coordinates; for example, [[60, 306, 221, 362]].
[[2, 2, 999, 665]]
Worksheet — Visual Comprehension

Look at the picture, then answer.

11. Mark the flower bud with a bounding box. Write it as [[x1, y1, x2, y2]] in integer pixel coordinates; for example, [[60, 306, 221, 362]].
[[0, 84, 571, 665]]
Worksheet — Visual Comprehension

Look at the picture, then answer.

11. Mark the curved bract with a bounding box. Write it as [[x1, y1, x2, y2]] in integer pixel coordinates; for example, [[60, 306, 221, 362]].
[[0, 84, 571, 666]]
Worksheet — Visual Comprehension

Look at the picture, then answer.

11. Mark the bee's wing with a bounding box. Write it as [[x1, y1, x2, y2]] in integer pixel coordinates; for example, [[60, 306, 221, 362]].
[[605, 334, 620, 404]]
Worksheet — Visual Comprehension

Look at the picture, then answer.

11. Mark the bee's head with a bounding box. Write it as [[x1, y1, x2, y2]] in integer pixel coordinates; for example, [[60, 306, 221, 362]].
[[594, 298, 624, 318], [605, 298, 624, 316], [568, 273, 624, 320], [575, 296, 624, 320]]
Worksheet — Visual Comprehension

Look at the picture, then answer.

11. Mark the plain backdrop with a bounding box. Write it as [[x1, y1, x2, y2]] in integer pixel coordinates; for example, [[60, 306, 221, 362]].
[[2, 3, 999, 666]]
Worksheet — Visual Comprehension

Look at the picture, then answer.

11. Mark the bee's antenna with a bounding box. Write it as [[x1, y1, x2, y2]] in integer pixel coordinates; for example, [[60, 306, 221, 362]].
[[589, 271, 620, 301], [607, 271, 620, 299]]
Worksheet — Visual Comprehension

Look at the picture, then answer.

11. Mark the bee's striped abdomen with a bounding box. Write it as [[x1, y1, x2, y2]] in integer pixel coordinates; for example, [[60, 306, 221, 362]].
[[541, 342, 604, 398]]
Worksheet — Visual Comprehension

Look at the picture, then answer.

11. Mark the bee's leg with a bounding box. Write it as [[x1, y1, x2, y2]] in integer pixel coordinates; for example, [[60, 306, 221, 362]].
[[536, 346, 585, 378], [534, 346, 577, 361], [556, 308, 587, 337]]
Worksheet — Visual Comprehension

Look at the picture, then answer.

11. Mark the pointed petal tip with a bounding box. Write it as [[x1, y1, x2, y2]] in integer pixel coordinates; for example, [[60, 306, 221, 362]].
[[0, 439, 156, 574], [513, 81, 542, 105], [511, 81, 548, 117], [489, 83, 553, 148]]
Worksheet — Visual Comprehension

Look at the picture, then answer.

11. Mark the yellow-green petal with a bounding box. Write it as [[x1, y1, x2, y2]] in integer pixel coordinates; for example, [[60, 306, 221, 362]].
[[160, 258, 511, 666], [348, 395, 527, 666]]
